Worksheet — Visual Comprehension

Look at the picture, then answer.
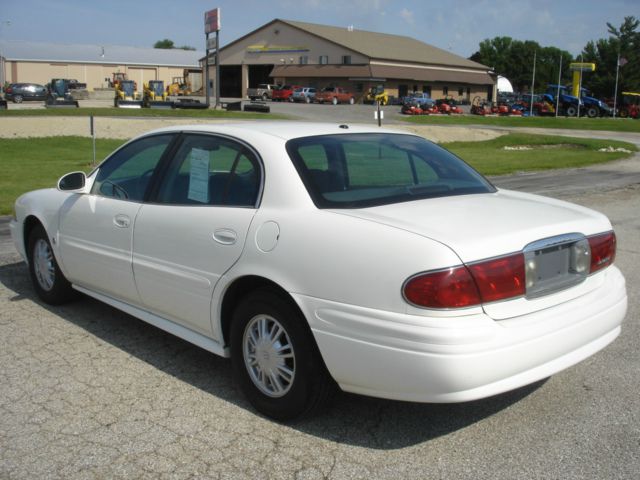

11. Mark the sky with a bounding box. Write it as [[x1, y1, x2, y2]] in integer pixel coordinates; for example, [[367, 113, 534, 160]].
[[0, 0, 636, 58]]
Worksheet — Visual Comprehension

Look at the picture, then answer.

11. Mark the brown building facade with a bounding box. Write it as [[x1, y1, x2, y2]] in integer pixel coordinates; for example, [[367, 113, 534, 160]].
[[212, 19, 496, 103]]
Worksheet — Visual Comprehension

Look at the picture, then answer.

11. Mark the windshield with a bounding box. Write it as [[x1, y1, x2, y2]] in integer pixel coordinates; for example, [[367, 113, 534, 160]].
[[286, 133, 496, 208]]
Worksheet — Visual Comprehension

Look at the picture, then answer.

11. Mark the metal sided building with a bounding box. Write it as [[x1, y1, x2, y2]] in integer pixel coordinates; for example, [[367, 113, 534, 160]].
[[0, 40, 203, 92], [214, 19, 496, 102]]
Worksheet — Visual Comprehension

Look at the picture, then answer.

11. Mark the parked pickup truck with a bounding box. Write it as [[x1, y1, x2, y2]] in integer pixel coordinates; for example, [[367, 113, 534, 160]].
[[247, 83, 279, 101], [402, 92, 435, 108], [272, 84, 302, 102], [315, 86, 355, 105]]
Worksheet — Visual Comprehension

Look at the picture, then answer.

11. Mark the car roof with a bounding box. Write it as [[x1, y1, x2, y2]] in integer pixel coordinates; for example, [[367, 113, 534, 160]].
[[142, 122, 410, 142]]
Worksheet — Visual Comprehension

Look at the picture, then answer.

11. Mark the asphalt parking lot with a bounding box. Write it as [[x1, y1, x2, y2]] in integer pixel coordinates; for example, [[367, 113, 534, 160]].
[[1, 116, 639, 479]]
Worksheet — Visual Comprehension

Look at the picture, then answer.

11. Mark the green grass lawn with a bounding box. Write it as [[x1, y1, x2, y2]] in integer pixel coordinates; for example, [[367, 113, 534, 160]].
[[0, 134, 636, 215], [1, 137, 125, 215], [403, 114, 640, 133], [444, 133, 637, 175]]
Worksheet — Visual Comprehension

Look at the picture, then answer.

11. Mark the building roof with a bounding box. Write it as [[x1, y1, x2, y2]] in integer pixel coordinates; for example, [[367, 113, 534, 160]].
[[271, 64, 495, 85], [224, 19, 489, 71], [0, 40, 203, 67]]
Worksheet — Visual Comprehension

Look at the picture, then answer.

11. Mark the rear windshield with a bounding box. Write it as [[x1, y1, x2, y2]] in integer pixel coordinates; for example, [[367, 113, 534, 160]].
[[286, 133, 496, 208]]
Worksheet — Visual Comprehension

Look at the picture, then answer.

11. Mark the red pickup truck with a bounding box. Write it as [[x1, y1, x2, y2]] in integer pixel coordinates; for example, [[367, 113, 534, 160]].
[[315, 86, 355, 105], [272, 84, 302, 102]]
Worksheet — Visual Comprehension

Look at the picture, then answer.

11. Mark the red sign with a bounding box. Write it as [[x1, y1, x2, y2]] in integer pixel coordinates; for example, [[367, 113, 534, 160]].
[[205, 8, 220, 34]]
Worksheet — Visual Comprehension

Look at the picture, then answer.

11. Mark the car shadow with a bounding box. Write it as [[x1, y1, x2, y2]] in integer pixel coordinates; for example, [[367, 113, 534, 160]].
[[0, 260, 546, 450]]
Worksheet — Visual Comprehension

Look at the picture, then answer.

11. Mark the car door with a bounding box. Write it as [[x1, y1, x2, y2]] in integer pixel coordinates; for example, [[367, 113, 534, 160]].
[[132, 133, 262, 337], [58, 133, 175, 304]]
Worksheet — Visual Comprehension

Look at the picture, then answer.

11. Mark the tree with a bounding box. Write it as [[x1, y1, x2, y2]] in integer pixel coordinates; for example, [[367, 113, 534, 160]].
[[580, 16, 640, 98], [154, 39, 175, 49], [154, 39, 196, 51], [470, 37, 573, 92]]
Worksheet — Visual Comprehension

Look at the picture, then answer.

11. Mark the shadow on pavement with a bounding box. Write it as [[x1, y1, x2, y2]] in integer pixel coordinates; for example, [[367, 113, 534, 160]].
[[0, 260, 545, 450]]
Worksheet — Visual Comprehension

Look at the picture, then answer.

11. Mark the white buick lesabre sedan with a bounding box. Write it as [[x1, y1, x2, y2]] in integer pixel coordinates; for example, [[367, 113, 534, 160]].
[[10, 123, 627, 420]]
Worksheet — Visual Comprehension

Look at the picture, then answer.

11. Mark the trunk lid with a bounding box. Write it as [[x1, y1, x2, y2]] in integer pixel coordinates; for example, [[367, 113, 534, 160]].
[[333, 190, 612, 319]]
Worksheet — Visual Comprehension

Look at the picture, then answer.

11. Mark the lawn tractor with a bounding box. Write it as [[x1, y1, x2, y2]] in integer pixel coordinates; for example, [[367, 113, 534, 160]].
[[618, 92, 640, 119], [115, 79, 143, 108], [143, 80, 173, 109], [364, 85, 389, 105], [470, 96, 492, 115], [45, 79, 79, 108], [437, 96, 463, 114]]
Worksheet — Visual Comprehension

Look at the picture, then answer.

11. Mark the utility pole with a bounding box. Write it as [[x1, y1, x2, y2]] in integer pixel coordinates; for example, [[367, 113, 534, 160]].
[[529, 50, 536, 117]]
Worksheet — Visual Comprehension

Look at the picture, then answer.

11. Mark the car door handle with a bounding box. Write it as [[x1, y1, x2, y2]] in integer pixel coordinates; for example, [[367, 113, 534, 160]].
[[213, 228, 237, 245], [113, 214, 131, 228]]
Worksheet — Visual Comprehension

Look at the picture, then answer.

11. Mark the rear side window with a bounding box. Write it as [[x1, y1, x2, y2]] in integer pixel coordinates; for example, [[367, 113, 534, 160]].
[[155, 134, 261, 207], [286, 133, 495, 208]]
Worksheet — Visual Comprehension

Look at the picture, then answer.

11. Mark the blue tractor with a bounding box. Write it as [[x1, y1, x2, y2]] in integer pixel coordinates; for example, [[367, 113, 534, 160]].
[[579, 87, 612, 117], [546, 85, 582, 117]]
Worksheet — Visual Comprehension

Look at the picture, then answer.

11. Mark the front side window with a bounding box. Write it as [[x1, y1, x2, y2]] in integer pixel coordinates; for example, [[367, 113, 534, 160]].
[[156, 134, 261, 207], [286, 133, 495, 208], [91, 134, 174, 201]]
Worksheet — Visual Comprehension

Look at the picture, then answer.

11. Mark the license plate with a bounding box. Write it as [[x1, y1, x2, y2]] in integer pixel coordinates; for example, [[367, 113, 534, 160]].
[[524, 233, 590, 299]]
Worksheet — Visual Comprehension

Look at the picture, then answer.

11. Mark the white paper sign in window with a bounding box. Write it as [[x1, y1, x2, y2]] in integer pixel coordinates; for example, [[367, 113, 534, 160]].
[[188, 148, 210, 203]]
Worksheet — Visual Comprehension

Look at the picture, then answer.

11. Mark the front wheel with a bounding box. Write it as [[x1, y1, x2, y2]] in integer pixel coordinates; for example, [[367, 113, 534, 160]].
[[230, 289, 334, 420], [27, 225, 75, 304], [586, 107, 598, 118]]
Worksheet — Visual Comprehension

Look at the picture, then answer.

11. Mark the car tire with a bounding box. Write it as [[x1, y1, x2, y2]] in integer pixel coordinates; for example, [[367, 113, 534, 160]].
[[349, 97, 355, 105], [27, 225, 76, 305], [13, 94, 23, 103], [332, 97, 338, 105], [230, 288, 334, 420]]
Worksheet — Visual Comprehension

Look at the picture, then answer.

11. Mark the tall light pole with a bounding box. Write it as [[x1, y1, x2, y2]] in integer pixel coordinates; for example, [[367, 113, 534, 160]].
[[0, 20, 11, 88]]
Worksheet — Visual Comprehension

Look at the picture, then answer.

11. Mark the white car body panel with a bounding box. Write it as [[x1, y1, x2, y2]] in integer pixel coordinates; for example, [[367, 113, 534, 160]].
[[132, 204, 256, 337], [58, 193, 142, 304], [9, 122, 628, 404]]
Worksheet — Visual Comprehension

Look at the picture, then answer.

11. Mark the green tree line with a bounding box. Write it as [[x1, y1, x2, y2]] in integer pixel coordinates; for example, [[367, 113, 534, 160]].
[[469, 16, 639, 99]]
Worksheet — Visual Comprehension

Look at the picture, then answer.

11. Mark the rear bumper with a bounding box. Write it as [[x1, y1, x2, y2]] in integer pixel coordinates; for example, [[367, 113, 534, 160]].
[[295, 266, 627, 403]]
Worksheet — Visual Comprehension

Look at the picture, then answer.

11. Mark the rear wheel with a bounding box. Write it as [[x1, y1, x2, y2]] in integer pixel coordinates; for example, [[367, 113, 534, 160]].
[[13, 94, 23, 103], [230, 289, 334, 420], [565, 105, 578, 117], [27, 225, 75, 305], [586, 107, 598, 118]]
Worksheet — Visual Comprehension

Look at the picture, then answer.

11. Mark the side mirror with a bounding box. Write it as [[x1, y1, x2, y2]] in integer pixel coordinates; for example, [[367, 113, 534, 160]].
[[58, 171, 86, 191]]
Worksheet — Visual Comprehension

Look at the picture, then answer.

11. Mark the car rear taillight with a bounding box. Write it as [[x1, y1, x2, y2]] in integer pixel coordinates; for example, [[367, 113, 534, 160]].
[[403, 253, 525, 309], [404, 231, 617, 309], [403, 267, 481, 309], [6, 86, 12, 93], [588, 231, 616, 273], [467, 253, 526, 303]]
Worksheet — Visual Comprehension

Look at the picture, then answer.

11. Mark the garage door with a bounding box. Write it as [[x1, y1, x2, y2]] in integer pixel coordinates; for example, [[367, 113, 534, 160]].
[[128, 68, 157, 90]]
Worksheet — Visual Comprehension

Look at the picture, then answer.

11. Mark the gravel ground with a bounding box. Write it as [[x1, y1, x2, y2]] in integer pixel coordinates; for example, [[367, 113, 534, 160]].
[[0, 116, 504, 144]]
